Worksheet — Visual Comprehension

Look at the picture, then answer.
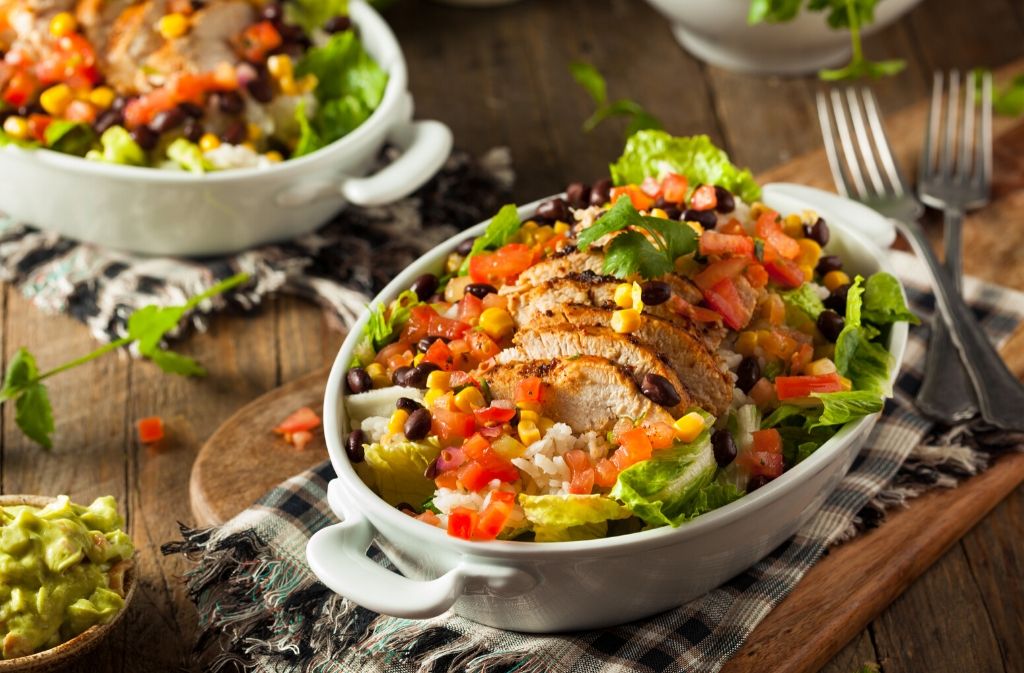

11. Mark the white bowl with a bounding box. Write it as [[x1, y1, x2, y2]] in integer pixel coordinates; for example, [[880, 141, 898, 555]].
[[644, 0, 923, 75], [307, 186, 909, 632], [0, 0, 452, 256]]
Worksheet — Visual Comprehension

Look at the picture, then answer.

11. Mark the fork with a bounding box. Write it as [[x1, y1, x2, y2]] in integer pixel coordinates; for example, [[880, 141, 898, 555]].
[[817, 87, 1024, 431], [915, 71, 991, 421]]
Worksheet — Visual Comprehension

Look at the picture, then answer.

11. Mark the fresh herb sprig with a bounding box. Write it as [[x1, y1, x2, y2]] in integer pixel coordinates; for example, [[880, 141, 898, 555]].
[[748, 0, 905, 81], [569, 62, 663, 137], [576, 196, 697, 278], [0, 272, 249, 449]]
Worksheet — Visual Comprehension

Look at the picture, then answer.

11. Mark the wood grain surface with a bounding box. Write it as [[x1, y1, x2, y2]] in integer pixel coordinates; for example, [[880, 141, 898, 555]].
[[1, 1, 1022, 671]]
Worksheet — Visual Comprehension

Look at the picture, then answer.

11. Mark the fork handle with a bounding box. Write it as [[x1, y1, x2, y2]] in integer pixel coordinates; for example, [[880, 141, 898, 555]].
[[915, 208, 978, 421], [894, 218, 1024, 430]]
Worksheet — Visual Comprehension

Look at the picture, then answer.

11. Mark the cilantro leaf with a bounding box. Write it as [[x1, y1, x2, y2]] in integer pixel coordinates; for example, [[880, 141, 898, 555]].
[[146, 349, 206, 377], [747, 0, 804, 23], [2, 347, 40, 401], [604, 231, 674, 278], [568, 61, 607, 106], [576, 195, 637, 250], [569, 61, 662, 138], [994, 74, 1024, 117], [458, 204, 522, 275], [15, 384, 54, 449], [637, 215, 698, 261]]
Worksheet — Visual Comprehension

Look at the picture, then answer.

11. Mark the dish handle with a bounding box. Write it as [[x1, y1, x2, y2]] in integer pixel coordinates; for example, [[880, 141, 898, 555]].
[[306, 480, 535, 619]]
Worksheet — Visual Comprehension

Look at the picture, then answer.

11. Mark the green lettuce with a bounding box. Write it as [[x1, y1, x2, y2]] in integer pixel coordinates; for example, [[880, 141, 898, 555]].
[[44, 120, 95, 156], [610, 431, 734, 527], [166, 138, 212, 174], [0, 130, 40, 149], [781, 283, 825, 320], [519, 494, 630, 542], [862, 272, 919, 326], [286, 0, 347, 34], [362, 439, 440, 508], [364, 289, 420, 351], [834, 276, 893, 395], [458, 204, 521, 275], [86, 126, 145, 166], [609, 131, 761, 203], [811, 390, 883, 428]]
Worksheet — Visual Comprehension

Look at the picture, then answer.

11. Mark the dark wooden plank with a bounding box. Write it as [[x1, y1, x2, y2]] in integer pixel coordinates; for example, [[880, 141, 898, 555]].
[[905, 0, 1024, 71], [819, 629, 879, 673], [275, 295, 338, 385]]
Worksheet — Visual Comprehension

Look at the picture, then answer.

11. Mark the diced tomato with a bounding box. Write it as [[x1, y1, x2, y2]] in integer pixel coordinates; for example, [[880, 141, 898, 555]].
[[717, 218, 746, 236], [738, 451, 785, 479], [457, 293, 483, 324], [610, 185, 655, 211], [751, 428, 783, 454], [3, 70, 36, 106], [644, 422, 676, 450], [748, 378, 776, 407], [775, 372, 844, 400], [273, 407, 322, 434], [790, 343, 814, 375], [474, 405, 517, 426], [564, 449, 595, 495], [417, 510, 441, 526], [468, 243, 534, 284], [458, 452, 519, 491], [405, 305, 470, 341], [64, 100, 96, 123], [481, 292, 507, 311], [760, 329, 797, 361], [594, 458, 619, 487], [699, 231, 755, 258], [764, 256, 807, 289], [640, 176, 662, 198], [618, 427, 653, 464], [447, 508, 477, 540], [457, 461, 488, 491], [291, 430, 314, 450], [27, 114, 51, 143], [515, 376, 545, 404], [238, 21, 283, 62], [462, 433, 490, 461], [434, 470, 458, 490], [760, 293, 786, 326], [475, 495, 514, 540], [756, 211, 801, 260], [745, 263, 769, 288], [703, 278, 752, 330], [661, 173, 689, 204], [466, 330, 500, 361], [693, 257, 750, 291], [689, 184, 718, 211], [136, 416, 165, 444], [422, 339, 453, 370], [432, 408, 476, 442]]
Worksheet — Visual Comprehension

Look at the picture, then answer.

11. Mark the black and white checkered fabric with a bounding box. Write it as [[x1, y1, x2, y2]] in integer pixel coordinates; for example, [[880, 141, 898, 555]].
[[163, 252, 1024, 673]]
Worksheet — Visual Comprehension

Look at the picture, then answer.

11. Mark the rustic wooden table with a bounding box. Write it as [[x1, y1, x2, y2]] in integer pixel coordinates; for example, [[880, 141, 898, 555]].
[[2, 0, 1021, 671]]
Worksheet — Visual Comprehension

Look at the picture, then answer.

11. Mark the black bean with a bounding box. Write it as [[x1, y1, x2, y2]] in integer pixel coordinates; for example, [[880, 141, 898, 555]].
[[182, 117, 203, 142], [404, 408, 432, 440], [640, 280, 672, 306], [817, 309, 845, 342], [590, 177, 613, 206], [804, 217, 830, 247], [410, 273, 439, 301], [111, 96, 131, 113], [130, 126, 158, 151], [16, 104, 43, 117], [424, 456, 440, 479], [278, 23, 308, 44], [714, 186, 736, 214], [345, 429, 366, 463], [396, 397, 424, 413], [663, 205, 683, 220], [246, 69, 274, 103], [395, 501, 416, 514], [455, 237, 476, 256], [536, 197, 569, 223], [465, 283, 497, 299], [149, 107, 185, 134], [404, 362, 439, 389], [565, 182, 590, 209], [323, 15, 351, 32], [816, 254, 843, 277], [260, 2, 283, 21], [93, 109, 123, 134], [417, 337, 442, 353], [221, 120, 247, 145], [711, 429, 738, 467], [823, 284, 850, 315], [736, 357, 761, 394], [747, 474, 772, 493], [214, 90, 245, 115], [640, 373, 681, 408], [392, 366, 413, 386], [178, 102, 204, 118], [683, 209, 718, 228], [346, 367, 372, 394]]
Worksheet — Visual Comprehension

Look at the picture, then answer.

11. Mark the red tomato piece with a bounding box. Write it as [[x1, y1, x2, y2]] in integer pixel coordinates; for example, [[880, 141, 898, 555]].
[[473, 405, 517, 426], [3, 70, 36, 107], [136, 416, 164, 444], [422, 339, 453, 370], [644, 422, 676, 450], [774, 372, 844, 400], [751, 428, 783, 454], [64, 100, 96, 123], [693, 257, 751, 291], [481, 292, 507, 311], [699, 231, 755, 258], [462, 433, 490, 461], [475, 492, 516, 540], [564, 449, 595, 495], [490, 490, 516, 505], [274, 407, 322, 434], [468, 243, 534, 284], [238, 21, 283, 62], [745, 263, 769, 288], [661, 173, 689, 204], [432, 408, 476, 442], [717, 218, 746, 236], [27, 114, 51, 143], [689, 184, 718, 211], [447, 507, 477, 539], [291, 430, 314, 450], [434, 471, 458, 490], [594, 458, 619, 487], [640, 176, 662, 198], [618, 427, 653, 464], [515, 376, 545, 404], [457, 293, 483, 324], [739, 451, 785, 478], [703, 278, 752, 331], [756, 211, 800, 260], [764, 256, 807, 289], [466, 330, 500, 361], [610, 185, 655, 211]]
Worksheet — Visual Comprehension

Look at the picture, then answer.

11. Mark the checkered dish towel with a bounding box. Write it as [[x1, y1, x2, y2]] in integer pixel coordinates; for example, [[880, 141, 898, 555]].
[[163, 251, 1024, 673]]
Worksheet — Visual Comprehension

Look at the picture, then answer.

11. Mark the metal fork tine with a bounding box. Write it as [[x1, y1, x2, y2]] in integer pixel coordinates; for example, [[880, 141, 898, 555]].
[[863, 89, 909, 196], [921, 71, 943, 179], [846, 89, 886, 196], [941, 71, 960, 178], [830, 89, 869, 199], [816, 91, 854, 198], [957, 71, 976, 178], [978, 71, 993, 191]]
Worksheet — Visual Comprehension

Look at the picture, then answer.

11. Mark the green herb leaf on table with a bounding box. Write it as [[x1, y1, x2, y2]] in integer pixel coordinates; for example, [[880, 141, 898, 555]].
[[1, 349, 55, 449], [569, 61, 663, 138], [994, 74, 1024, 116], [457, 203, 522, 275]]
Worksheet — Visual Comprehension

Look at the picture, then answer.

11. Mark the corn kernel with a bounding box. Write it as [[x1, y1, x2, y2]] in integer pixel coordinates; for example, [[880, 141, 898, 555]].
[[479, 307, 514, 340], [538, 417, 555, 436], [157, 12, 189, 39], [797, 238, 822, 268], [454, 386, 485, 413], [365, 362, 389, 388], [265, 150, 283, 163], [426, 370, 450, 390], [749, 202, 766, 219], [518, 409, 540, 425], [611, 308, 641, 334], [673, 412, 705, 443], [39, 84, 73, 116], [650, 208, 669, 219], [516, 401, 541, 413], [735, 331, 758, 357], [518, 420, 541, 446], [279, 75, 298, 95], [267, 54, 293, 80], [388, 409, 409, 434], [49, 11, 77, 37], [492, 435, 526, 459], [412, 353, 425, 366], [806, 358, 837, 376], [614, 283, 634, 308], [823, 270, 851, 292], [2, 116, 29, 140], [297, 73, 318, 94], [241, 141, 256, 151], [686, 220, 704, 235], [783, 213, 805, 238], [799, 265, 814, 284], [423, 388, 445, 408], [838, 375, 853, 391], [198, 133, 221, 152], [247, 123, 263, 141], [534, 226, 555, 245], [553, 221, 570, 235]]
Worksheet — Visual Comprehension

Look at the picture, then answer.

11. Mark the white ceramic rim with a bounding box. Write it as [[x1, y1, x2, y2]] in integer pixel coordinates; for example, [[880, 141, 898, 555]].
[[323, 188, 910, 560], [0, 0, 403, 184]]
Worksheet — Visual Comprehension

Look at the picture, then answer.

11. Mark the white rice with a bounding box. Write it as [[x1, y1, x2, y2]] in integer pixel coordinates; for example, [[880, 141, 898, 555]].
[[204, 144, 273, 170], [357, 415, 389, 444]]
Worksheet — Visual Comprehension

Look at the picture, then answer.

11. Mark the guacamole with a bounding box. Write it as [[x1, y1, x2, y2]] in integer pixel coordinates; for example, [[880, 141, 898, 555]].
[[0, 496, 133, 659]]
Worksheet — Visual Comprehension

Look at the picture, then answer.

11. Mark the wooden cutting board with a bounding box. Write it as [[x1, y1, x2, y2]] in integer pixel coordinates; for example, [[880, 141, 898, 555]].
[[190, 67, 1024, 673]]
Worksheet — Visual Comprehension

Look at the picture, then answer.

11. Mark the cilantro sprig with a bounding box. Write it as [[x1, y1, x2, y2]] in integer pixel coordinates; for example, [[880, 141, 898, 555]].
[[0, 272, 249, 449], [569, 62, 663, 137], [576, 196, 697, 279]]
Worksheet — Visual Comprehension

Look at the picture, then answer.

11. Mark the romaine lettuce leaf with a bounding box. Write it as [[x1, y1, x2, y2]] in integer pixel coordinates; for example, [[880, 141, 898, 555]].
[[364, 289, 420, 351], [810, 390, 883, 427], [86, 126, 145, 166], [44, 120, 95, 156], [286, 0, 347, 34], [362, 439, 440, 507], [0, 130, 40, 148], [609, 131, 761, 203], [862, 272, 919, 326], [610, 431, 725, 527], [781, 283, 825, 320], [519, 493, 630, 542], [834, 276, 893, 395]]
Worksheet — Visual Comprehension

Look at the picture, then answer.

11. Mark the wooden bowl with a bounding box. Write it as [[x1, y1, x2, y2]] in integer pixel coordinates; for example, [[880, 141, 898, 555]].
[[0, 495, 136, 672]]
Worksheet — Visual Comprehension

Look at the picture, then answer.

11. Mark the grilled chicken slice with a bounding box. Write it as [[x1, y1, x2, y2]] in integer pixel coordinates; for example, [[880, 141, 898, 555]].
[[492, 324, 691, 416], [527, 305, 734, 416], [515, 249, 608, 288], [146, 1, 252, 78], [479, 357, 675, 434]]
